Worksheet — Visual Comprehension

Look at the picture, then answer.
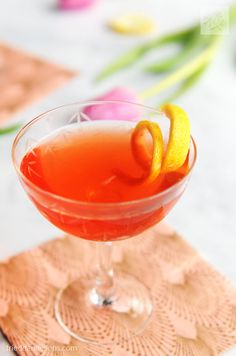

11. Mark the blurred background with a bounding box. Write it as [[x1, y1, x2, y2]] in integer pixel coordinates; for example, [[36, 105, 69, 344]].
[[0, 1, 236, 349]]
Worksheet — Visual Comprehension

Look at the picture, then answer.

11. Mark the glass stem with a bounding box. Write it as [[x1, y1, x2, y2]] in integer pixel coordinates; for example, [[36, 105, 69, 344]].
[[92, 242, 115, 306]]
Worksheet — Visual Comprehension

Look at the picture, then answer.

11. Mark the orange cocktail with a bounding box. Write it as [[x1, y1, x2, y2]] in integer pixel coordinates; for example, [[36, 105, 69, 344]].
[[20, 120, 189, 240]]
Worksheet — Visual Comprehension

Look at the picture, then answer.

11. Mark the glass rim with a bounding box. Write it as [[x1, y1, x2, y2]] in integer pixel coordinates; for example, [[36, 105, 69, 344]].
[[12, 100, 197, 208]]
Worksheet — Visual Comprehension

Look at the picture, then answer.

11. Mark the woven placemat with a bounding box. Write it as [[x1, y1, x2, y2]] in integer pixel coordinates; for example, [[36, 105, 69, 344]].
[[0, 223, 236, 355], [0, 43, 76, 124]]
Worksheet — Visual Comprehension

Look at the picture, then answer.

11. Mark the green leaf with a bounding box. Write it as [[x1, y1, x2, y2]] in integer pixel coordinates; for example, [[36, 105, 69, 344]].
[[95, 25, 199, 82], [145, 28, 202, 74], [229, 3, 236, 26], [0, 123, 22, 136]]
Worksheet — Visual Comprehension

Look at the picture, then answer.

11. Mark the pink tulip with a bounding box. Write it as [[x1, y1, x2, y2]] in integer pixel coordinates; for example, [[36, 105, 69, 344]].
[[59, 0, 97, 11], [83, 87, 142, 121]]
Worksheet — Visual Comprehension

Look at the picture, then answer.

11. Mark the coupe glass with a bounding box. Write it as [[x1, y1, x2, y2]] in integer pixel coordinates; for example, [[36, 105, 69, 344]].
[[12, 101, 197, 344]]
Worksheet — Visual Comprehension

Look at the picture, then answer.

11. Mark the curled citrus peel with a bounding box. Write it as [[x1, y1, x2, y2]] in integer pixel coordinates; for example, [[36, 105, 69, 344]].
[[115, 120, 164, 185], [131, 120, 164, 183], [116, 104, 191, 185], [161, 103, 191, 173]]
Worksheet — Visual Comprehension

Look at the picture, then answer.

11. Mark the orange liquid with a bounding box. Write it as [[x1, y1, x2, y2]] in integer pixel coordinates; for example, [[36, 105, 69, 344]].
[[20, 121, 189, 240]]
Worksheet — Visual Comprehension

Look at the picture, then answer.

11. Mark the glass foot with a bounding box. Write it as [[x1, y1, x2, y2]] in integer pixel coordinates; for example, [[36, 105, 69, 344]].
[[54, 272, 153, 344]]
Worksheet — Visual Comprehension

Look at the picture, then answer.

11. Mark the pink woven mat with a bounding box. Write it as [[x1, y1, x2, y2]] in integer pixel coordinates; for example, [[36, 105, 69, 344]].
[[0, 43, 76, 124], [0, 223, 236, 355]]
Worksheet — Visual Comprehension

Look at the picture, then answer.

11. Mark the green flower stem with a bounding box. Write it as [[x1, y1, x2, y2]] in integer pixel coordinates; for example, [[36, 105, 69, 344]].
[[161, 61, 210, 104], [139, 38, 221, 101]]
